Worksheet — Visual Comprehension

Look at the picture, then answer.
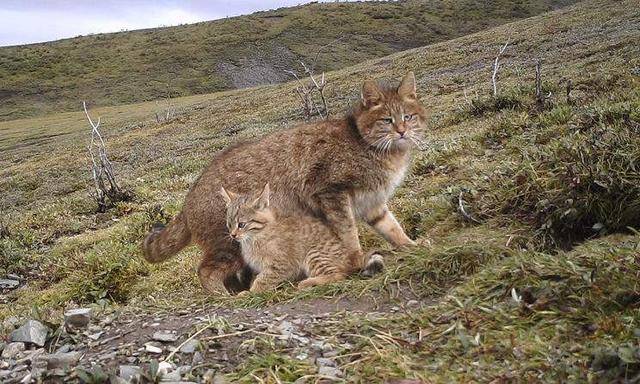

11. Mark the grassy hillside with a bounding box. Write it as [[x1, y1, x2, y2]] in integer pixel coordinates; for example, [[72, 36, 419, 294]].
[[1, 0, 639, 382], [0, 0, 578, 120]]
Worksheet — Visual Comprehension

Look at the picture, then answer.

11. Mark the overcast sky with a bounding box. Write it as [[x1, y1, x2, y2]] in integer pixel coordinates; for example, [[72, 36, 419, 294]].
[[0, 1, 338, 47]]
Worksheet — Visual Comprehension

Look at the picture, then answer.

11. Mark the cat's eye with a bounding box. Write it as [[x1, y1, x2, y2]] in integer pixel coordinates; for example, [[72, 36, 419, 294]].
[[379, 117, 393, 124], [403, 114, 415, 121], [237, 222, 246, 229]]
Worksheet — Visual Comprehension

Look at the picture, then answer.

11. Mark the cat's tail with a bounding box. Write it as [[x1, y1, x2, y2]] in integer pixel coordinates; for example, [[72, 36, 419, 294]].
[[142, 211, 191, 263]]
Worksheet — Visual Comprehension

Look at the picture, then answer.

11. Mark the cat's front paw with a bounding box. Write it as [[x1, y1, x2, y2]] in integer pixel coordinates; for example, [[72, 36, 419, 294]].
[[236, 290, 251, 297], [362, 252, 385, 278]]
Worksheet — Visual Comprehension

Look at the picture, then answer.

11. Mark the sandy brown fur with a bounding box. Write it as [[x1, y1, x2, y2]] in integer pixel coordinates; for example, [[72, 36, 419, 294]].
[[222, 185, 370, 292], [142, 72, 427, 293]]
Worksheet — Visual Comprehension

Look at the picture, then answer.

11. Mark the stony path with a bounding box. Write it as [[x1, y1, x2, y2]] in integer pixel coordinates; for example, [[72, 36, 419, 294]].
[[1, 290, 424, 383]]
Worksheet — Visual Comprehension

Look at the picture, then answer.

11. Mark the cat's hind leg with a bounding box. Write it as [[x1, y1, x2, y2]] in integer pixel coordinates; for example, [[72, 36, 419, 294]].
[[249, 268, 287, 293], [298, 273, 347, 289]]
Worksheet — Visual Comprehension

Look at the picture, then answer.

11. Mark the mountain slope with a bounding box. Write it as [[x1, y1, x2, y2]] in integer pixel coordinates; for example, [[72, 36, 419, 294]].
[[0, 0, 577, 120]]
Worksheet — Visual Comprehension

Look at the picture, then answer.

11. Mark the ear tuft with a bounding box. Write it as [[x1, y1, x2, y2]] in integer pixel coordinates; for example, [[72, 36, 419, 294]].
[[397, 72, 417, 100], [220, 186, 234, 205], [361, 80, 383, 108]]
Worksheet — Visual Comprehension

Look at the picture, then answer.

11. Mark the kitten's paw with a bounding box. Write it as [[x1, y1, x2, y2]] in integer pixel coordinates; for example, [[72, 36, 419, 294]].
[[236, 290, 251, 297], [362, 252, 385, 278], [200, 280, 230, 295], [298, 278, 319, 290]]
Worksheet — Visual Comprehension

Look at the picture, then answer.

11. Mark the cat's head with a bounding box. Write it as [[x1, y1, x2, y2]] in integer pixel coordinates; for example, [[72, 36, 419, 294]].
[[219, 183, 273, 242], [352, 72, 427, 153]]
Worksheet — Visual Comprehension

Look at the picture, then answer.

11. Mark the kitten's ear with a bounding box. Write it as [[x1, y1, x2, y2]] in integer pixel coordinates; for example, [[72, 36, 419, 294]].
[[254, 183, 270, 210], [361, 80, 383, 108], [397, 72, 417, 100], [219, 186, 235, 205]]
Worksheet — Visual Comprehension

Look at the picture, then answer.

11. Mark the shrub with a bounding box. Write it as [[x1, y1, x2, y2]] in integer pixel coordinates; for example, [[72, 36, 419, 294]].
[[479, 93, 640, 249]]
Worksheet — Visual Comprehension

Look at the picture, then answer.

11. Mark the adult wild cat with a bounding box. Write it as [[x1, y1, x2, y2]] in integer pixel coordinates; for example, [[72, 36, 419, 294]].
[[142, 72, 426, 294]]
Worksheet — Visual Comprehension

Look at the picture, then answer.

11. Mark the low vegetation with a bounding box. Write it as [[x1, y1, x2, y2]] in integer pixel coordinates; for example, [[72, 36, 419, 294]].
[[0, 0, 639, 381]]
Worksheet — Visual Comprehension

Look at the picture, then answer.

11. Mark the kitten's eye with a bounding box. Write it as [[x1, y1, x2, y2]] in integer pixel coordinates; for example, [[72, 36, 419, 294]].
[[403, 114, 415, 122], [237, 222, 246, 229], [379, 117, 393, 124]]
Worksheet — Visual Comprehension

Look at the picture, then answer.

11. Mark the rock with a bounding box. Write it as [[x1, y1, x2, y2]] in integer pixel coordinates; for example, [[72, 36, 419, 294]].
[[17, 348, 45, 365], [191, 351, 203, 366], [2, 316, 21, 331], [55, 344, 71, 354], [87, 331, 103, 341], [318, 366, 342, 378], [64, 308, 92, 328], [179, 339, 199, 354], [406, 300, 419, 307], [1, 342, 25, 359], [177, 366, 191, 375], [202, 369, 228, 384], [144, 343, 163, 354], [161, 371, 182, 381], [322, 350, 339, 358], [20, 372, 32, 383], [0, 370, 11, 379], [119, 365, 141, 380], [315, 357, 336, 367], [152, 331, 179, 343], [9, 320, 48, 347], [39, 352, 82, 369], [0, 279, 19, 289], [157, 361, 173, 375], [13, 364, 29, 373]]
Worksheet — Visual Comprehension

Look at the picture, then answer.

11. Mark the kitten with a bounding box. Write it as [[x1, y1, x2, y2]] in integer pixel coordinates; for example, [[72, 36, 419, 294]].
[[143, 72, 426, 293], [220, 183, 384, 292]]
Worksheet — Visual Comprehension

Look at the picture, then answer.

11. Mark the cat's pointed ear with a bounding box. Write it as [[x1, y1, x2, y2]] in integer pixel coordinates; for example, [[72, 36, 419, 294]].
[[219, 186, 235, 205], [254, 183, 270, 210], [397, 72, 417, 100], [361, 79, 383, 108]]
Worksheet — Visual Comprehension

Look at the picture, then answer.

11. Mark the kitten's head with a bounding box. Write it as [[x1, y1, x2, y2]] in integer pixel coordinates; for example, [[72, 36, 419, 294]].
[[352, 72, 427, 153], [220, 183, 273, 242]]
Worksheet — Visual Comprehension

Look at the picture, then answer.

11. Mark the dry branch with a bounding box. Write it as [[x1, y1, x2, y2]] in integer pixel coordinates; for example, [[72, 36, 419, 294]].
[[458, 191, 481, 224], [534, 59, 552, 109], [565, 78, 573, 104], [492, 41, 509, 97], [83, 101, 129, 212], [286, 37, 343, 120]]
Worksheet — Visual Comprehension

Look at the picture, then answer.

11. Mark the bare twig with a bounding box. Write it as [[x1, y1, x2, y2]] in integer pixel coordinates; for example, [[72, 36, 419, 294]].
[[164, 323, 214, 362], [492, 41, 509, 97], [535, 59, 543, 107], [458, 191, 481, 224], [154, 87, 175, 123], [285, 37, 343, 121], [83, 101, 128, 212], [534, 59, 552, 109]]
